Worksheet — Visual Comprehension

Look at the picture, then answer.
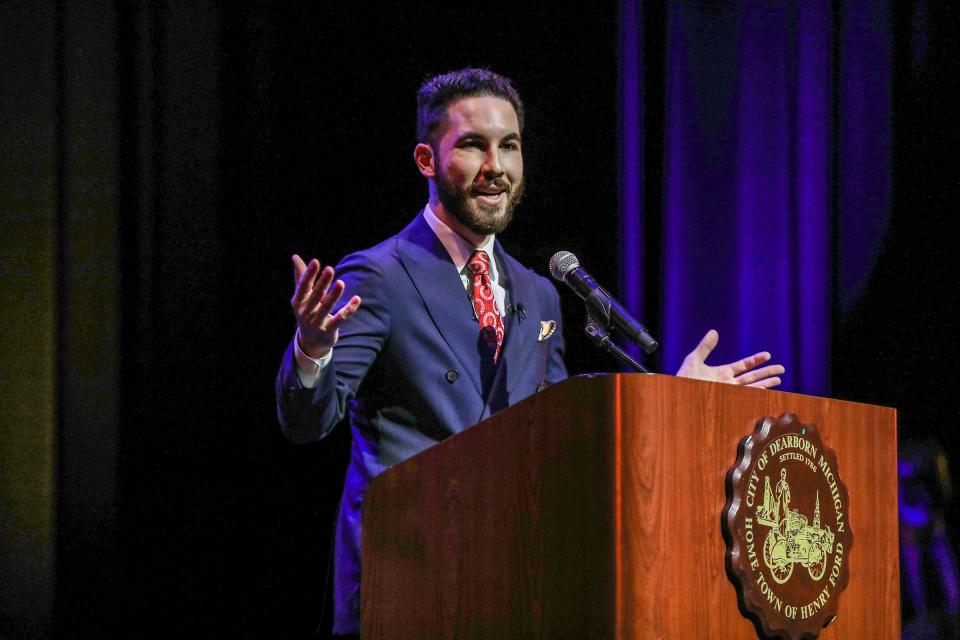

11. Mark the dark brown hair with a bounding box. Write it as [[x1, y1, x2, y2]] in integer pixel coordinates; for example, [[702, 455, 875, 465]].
[[416, 68, 525, 148]]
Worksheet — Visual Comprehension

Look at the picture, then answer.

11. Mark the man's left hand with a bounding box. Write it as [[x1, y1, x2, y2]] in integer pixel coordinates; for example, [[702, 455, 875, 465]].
[[676, 329, 784, 388]]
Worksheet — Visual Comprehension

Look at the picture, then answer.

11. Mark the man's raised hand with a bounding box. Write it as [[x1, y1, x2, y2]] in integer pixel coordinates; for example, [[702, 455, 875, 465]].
[[290, 254, 361, 359], [675, 329, 784, 389]]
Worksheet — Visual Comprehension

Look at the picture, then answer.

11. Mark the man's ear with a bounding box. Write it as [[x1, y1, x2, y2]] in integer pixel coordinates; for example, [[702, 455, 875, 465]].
[[413, 143, 436, 178]]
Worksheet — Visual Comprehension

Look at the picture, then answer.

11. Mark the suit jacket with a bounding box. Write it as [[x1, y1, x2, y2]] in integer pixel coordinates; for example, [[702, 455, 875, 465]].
[[275, 211, 567, 634]]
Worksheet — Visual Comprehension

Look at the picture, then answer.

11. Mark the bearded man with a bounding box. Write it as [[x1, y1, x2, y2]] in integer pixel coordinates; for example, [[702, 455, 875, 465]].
[[276, 68, 783, 637]]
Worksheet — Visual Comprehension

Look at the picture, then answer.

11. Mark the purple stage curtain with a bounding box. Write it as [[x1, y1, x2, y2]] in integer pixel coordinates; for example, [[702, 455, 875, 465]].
[[619, 1, 891, 395], [619, 0, 645, 332]]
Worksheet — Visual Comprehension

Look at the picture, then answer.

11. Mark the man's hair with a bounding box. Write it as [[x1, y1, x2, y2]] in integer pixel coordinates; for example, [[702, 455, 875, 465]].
[[416, 68, 525, 148]]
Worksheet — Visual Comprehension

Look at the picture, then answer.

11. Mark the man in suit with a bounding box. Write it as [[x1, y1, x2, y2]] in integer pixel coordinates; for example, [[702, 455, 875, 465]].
[[276, 68, 784, 637]]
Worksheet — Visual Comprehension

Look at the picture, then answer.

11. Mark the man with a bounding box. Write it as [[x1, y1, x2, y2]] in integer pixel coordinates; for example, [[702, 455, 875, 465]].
[[276, 68, 783, 636], [777, 467, 792, 524]]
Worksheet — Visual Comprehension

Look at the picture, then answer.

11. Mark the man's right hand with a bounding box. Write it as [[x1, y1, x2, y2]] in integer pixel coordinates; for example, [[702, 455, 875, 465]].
[[290, 254, 362, 359]]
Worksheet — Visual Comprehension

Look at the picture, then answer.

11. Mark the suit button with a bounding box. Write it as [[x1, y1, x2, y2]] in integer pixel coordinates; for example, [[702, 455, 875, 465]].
[[445, 369, 459, 384]]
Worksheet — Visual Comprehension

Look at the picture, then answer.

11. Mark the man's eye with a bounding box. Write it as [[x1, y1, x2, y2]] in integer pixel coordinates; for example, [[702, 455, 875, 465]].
[[501, 142, 520, 151]]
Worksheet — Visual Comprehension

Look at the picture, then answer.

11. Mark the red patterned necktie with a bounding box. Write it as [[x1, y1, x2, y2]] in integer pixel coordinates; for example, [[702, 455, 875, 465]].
[[467, 249, 504, 363]]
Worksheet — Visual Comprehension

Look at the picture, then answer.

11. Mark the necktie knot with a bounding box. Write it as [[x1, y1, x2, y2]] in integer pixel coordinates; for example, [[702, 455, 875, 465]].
[[467, 250, 491, 276]]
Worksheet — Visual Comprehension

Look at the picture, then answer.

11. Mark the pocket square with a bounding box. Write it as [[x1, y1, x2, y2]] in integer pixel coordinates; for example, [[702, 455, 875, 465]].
[[538, 320, 557, 342]]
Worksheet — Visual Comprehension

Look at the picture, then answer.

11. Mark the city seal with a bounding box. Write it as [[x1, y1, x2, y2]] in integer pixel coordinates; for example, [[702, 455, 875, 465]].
[[723, 413, 853, 639]]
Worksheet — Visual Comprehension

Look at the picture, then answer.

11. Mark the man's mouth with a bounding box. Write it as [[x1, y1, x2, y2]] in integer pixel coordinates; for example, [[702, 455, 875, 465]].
[[472, 185, 507, 205]]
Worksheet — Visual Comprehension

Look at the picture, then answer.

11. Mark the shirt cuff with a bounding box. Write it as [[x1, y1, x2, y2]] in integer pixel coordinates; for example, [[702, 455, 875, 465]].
[[293, 328, 332, 389]]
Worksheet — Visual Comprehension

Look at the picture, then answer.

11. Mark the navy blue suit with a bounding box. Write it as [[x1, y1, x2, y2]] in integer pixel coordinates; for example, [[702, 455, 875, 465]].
[[276, 211, 567, 634]]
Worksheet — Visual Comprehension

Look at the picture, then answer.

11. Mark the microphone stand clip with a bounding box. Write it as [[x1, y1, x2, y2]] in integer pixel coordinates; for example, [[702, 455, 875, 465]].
[[584, 311, 651, 374]]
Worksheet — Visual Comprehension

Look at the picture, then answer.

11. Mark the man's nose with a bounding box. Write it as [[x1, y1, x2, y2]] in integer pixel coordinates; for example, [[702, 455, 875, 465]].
[[482, 148, 504, 176]]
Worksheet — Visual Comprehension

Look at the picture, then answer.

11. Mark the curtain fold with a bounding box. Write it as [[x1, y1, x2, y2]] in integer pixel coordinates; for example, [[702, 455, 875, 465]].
[[620, 0, 891, 395]]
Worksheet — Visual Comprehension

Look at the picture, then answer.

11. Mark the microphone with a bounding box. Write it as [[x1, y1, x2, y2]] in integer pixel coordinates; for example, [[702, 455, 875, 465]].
[[549, 251, 658, 354], [506, 303, 526, 318]]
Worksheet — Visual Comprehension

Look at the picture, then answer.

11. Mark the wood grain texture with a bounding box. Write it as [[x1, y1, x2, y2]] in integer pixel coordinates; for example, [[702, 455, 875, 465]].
[[362, 374, 899, 639], [618, 375, 899, 639], [362, 375, 618, 639]]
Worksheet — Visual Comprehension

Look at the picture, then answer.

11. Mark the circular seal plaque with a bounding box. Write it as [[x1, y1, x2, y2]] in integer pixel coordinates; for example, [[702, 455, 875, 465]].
[[724, 413, 853, 639]]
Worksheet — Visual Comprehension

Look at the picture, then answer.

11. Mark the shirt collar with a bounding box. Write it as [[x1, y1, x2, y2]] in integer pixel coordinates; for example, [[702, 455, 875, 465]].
[[423, 203, 499, 280]]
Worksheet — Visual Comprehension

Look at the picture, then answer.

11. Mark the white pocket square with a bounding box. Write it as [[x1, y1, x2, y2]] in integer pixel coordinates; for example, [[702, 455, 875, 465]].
[[538, 320, 557, 342]]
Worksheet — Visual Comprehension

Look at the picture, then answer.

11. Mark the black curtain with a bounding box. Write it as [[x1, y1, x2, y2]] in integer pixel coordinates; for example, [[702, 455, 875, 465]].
[[0, 1, 620, 637]]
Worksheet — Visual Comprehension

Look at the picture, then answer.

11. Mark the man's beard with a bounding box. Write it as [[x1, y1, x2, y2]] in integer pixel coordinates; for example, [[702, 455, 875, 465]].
[[436, 172, 525, 237]]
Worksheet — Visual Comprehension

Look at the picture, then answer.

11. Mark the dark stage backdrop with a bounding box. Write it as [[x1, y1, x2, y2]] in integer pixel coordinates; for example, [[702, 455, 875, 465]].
[[1, 1, 958, 638], [1, 2, 621, 637]]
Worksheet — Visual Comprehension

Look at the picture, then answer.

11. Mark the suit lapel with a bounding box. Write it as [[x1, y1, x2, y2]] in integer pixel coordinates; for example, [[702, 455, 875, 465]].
[[488, 242, 540, 407], [396, 213, 485, 399]]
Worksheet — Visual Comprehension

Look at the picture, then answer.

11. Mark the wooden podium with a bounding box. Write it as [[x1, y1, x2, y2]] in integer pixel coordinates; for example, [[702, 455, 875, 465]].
[[361, 374, 899, 639]]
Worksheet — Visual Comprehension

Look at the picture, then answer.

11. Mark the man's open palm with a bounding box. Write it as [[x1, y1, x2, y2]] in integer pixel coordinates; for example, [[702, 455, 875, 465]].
[[676, 329, 784, 388], [290, 254, 361, 359]]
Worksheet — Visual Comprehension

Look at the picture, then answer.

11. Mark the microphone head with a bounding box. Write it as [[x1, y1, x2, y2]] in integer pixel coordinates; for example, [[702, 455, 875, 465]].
[[548, 250, 580, 281]]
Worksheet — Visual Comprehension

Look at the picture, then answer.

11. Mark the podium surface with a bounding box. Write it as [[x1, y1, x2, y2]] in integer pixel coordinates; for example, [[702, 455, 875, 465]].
[[362, 374, 898, 639]]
